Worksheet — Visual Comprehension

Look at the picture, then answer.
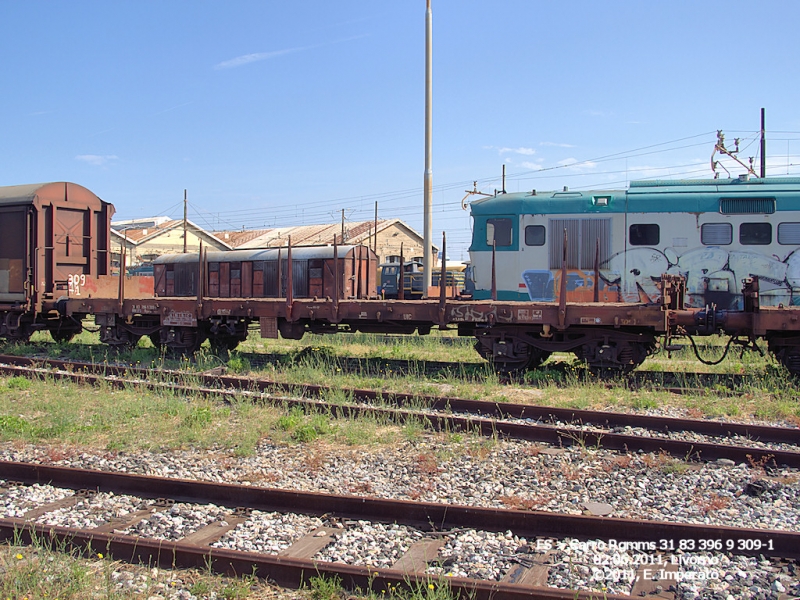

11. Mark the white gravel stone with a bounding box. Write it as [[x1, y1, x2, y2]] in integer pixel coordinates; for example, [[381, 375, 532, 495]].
[[123, 502, 230, 540], [314, 520, 423, 569], [1, 432, 798, 598], [0, 481, 74, 518], [212, 510, 324, 554]]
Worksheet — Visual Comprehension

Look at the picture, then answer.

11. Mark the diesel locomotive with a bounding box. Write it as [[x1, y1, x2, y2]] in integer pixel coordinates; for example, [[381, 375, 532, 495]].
[[469, 175, 800, 309]]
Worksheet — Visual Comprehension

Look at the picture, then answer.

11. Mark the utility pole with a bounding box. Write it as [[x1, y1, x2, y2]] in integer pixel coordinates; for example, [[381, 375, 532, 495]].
[[373, 201, 378, 254], [761, 108, 767, 179], [183, 189, 188, 253], [422, 0, 433, 296]]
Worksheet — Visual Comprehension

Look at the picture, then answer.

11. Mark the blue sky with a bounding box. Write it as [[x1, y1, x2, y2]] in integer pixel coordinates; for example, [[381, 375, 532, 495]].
[[2, 1, 800, 260]]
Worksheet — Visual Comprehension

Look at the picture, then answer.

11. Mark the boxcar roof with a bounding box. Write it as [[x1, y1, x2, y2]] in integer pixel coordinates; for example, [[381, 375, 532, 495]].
[[469, 176, 800, 216], [0, 182, 108, 210], [153, 245, 369, 264]]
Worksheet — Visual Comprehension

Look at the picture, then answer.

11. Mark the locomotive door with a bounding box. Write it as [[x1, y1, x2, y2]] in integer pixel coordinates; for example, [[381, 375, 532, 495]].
[[0, 206, 28, 302]]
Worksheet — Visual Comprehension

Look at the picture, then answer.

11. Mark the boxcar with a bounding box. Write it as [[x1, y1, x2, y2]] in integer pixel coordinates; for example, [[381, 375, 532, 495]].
[[153, 245, 378, 300], [0, 182, 113, 341]]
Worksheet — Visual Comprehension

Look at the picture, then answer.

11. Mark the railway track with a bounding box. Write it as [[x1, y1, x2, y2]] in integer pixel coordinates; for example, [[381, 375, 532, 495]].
[[2, 340, 780, 392], [1, 461, 797, 599], [1, 354, 798, 468]]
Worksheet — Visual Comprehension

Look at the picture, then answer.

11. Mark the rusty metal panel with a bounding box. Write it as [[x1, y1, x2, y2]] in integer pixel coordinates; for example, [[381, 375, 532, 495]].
[[230, 262, 241, 297], [264, 261, 278, 297], [295, 260, 308, 297], [259, 316, 278, 338], [174, 263, 197, 296], [153, 264, 167, 295], [308, 259, 323, 298], [219, 262, 230, 297], [208, 262, 219, 296], [277, 259, 308, 298], [70, 275, 154, 300], [253, 265, 264, 297], [241, 261, 252, 297]]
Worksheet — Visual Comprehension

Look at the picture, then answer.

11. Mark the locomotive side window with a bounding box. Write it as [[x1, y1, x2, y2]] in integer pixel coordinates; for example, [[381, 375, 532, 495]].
[[740, 222, 772, 245], [525, 225, 545, 246], [778, 223, 800, 245], [629, 224, 659, 246], [701, 223, 732, 245], [486, 218, 513, 247]]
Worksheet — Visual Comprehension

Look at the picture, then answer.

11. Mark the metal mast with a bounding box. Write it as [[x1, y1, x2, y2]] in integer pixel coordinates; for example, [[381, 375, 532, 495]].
[[183, 189, 188, 253], [761, 108, 766, 178], [422, 0, 433, 295]]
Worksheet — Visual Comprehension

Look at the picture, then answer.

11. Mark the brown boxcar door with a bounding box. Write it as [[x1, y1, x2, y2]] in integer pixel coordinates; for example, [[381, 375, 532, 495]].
[[241, 262, 253, 297], [52, 206, 92, 296]]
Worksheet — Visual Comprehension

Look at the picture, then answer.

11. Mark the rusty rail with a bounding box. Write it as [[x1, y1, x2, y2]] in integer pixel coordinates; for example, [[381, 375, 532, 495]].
[[0, 356, 798, 467]]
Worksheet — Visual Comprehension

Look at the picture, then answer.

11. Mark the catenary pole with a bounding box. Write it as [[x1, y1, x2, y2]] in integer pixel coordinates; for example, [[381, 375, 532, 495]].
[[422, 0, 433, 296]]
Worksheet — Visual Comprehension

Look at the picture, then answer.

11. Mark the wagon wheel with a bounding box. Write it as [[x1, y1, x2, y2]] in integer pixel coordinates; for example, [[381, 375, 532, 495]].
[[163, 327, 205, 356], [768, 336, 800, 377], [580, 339, 651, 376], [6, 327, 32, 343], [49, 321, 82, 343], [3, 314, 32, 343], [149, 329, 164, 349], [100, 324, 141, 350], [209, 335, 242, 355], [474, 332, 551, 376], [109, 333, 142, 351], [779, 350, 800, 376], [50, 329, 77, 343]]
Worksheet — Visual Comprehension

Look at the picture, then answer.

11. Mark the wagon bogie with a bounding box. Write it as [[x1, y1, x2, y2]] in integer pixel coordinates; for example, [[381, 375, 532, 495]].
[[766, 334, 800, 376], [206, 316, 250, 354]]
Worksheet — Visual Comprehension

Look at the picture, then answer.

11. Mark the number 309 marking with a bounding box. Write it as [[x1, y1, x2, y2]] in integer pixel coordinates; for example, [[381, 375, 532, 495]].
[[68, 274, 86, 295]]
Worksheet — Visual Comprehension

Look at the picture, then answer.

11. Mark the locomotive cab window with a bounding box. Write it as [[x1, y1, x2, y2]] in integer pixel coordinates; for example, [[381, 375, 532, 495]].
[[629, 223, 659, 246], [778, 223, 800, 245], [701, 223, 732, 245], [525, 225, 546, 246], [486, 218, 513, 247], [740, 222, 772, 245]]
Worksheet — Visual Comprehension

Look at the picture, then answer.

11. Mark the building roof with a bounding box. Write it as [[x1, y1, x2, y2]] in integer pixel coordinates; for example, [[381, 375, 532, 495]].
[[212, 219, 425, 249], [109, 219, 232, 249]]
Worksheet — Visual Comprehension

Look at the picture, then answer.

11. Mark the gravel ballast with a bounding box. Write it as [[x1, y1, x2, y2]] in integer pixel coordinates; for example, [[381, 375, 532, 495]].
[[1, 434, 798, 599]]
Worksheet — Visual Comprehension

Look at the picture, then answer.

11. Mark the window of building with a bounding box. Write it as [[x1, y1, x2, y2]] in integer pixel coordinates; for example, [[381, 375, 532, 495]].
[[739, 222, 772, 245], [629, 223, 660, 246], [525, 225, 546, 246], [701, 223, 732, 245], [778, 223, 800, 245], [486, 218, 513, 247]]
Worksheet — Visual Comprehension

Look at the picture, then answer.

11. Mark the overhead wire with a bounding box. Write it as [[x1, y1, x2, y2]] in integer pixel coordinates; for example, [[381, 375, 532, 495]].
[[113, 130, 800, 228]]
